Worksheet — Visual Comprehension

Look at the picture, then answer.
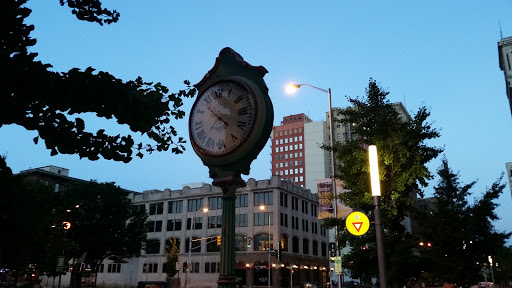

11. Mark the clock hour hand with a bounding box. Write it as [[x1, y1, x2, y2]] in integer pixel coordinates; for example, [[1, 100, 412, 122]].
[[206, 106, 230, 127]]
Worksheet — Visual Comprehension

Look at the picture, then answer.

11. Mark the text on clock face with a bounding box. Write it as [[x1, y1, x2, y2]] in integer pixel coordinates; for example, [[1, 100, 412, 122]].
[[191, 82, 256, 155]]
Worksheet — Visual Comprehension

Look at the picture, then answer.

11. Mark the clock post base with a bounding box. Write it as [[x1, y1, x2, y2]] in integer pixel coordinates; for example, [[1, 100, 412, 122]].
[[214, 176, 245, 288]]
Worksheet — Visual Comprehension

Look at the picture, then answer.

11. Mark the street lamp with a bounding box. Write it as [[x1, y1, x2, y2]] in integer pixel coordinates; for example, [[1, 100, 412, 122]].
[[369, 145, 387, 288], [259, 205, 271, 288], [186, 207, 209, 288], [287, 83, 340, 288]]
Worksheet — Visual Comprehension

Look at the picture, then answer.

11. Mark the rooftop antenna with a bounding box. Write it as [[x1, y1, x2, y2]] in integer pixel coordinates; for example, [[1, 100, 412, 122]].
[[499, 20, 503, 39]]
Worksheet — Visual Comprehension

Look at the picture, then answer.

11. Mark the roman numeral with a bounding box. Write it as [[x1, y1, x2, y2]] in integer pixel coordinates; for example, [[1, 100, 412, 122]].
[[194, 121, 203, 130], [237, 121, 247, 130], [231, 134, 238, 142], [196, 129, 207, 142], [234, 95, 244, 104], [196, 109, 205, 115], [238, 107, 248, 116], [217, 139, 225, 149], [206, 137, 214, 149], [214, 90, 223, 99], [227, 89, 232, 97], [203, 95, 212, 105]]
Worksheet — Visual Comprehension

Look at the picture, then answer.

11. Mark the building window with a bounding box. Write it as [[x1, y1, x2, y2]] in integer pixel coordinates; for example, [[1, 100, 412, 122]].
[[302, 201, 309, 214], [206, 238, 221, 252], [168, 200, 183, 213], [145, 239, 160, 254], [254, 212, 273, 226], [312, 240, 319, 256], [254, 233, 272, 251], [299, 144, 303, 149], [235, 235, 248, 251], [275, 148, 278, 153], [149, 202, 163, 215], [235, 214, 248, 227], [208, 216, 222, 229], [134, 204, 146, 213], [303, 239, 309, 255], [292, 237, 299, 253], [107, 263, 121, 273], [299, 176, 303, 182], [235, 194, 248, 207], [209, 196, 222, 210], [147, 220, 162, 232], [254, 191, 273, 206], [321, 242, 327, 257], [142, 263, 158, 273], [299, 136, 302, 141], [187, 217, 203, 230], [204, 262, 219, 273], [186, 237, 201, 253], [187, 198, 204, 212], [285, 138, 288, 144], [280, 192, 288, 207], [291, 197, 299, 211]]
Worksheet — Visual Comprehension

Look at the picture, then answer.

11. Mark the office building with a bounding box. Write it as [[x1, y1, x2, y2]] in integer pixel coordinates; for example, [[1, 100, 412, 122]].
[[21, 167, 329, 288]]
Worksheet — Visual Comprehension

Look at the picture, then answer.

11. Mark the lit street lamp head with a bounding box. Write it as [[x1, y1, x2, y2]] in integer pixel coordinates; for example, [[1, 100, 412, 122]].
[[285, 84, 301, 94]]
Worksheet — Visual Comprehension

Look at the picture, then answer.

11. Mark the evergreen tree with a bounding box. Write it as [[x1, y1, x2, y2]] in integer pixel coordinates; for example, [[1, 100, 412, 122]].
[[415, 159, 510, 287], [323, 79, 442, 287]]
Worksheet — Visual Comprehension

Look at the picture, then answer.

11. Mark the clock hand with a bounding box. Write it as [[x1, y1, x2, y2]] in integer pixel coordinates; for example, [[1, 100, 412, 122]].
[[206, 106, 230, 127], [206, 105, 222, 119]]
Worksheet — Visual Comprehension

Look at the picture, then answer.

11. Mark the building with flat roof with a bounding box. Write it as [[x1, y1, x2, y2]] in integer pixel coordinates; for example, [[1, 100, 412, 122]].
[[27, 166, 329, 288]]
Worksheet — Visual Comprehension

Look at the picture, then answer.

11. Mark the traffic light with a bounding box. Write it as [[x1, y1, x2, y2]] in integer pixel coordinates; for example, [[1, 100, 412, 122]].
[[329, 242, 336, 257], [217, 236, 221, 246], [265, 242, 269, 250], [247, 237, 252, 248], [277, 242, 282, 261]]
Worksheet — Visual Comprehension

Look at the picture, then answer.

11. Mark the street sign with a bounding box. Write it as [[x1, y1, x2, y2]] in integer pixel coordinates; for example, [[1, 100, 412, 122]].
[[56, 256, 65, 273], [345, 211, 370, 236], [333, 256, 342, 275]]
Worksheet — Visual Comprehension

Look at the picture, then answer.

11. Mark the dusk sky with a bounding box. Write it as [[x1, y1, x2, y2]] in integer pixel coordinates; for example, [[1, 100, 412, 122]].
[[1, 1, 511, 235]]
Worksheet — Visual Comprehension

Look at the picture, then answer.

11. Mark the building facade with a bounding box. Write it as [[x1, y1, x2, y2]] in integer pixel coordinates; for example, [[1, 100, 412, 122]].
[[26, 166, 329, 288], [128, 176, 329, 288], [498, 36, 512, 116]]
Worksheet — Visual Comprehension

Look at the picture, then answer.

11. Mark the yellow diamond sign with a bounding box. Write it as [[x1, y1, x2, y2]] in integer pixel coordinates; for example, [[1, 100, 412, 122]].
[[345, 211, 370, 236]]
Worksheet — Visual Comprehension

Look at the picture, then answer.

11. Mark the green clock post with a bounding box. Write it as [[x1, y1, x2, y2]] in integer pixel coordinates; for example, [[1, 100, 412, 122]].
[[189, 47, 274, 288]]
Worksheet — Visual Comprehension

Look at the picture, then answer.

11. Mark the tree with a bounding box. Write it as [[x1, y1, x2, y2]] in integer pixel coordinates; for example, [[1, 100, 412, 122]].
[[164, 237, 180, 278], [415, 158, 511, 287], [0, 156, 56, 276], [56, 181, 147, 288], [1, 0, 196, 163], [323, 79, 442, 287]]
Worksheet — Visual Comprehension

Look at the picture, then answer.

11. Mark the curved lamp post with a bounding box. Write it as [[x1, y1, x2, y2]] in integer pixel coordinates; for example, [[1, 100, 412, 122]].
[[287, 83, 339, 288]]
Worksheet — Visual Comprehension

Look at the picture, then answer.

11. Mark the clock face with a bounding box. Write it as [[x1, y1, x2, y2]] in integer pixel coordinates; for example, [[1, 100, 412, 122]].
[[190, 80, 256, 156]]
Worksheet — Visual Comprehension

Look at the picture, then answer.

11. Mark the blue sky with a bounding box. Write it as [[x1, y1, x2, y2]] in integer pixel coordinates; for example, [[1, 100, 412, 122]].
[[1, 1, 511, 234]]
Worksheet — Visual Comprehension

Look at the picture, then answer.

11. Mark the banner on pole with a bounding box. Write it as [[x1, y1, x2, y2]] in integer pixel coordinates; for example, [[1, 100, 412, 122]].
[[317, 178, 333, 219]]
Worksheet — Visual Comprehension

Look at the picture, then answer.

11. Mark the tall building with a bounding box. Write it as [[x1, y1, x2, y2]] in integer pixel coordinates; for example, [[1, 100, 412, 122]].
[[271, 103, 411, 195], [22, 166, 329, 288], [271, 114, 311, 188], [498, 36, 512, 116]]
